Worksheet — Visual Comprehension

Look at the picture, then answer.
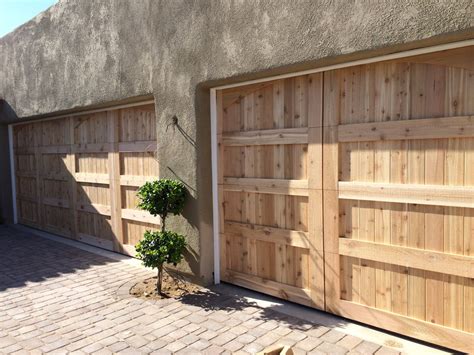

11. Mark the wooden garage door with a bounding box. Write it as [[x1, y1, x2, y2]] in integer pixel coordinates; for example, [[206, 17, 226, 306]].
[[323, 49, 474, 352], [216, 47, 474, 352], [217, 75, 325, 309], [12, 103, 159, 255]]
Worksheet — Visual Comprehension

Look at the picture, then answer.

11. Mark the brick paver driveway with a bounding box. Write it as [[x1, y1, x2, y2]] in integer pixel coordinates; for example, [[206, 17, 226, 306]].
[[0, 226, 412, 354]]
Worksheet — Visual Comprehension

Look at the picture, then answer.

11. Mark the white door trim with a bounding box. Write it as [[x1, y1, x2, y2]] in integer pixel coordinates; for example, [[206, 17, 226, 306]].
[[209, 38, 474, 284], [210, 88, 220, 284], [8, 124, 18, 224]]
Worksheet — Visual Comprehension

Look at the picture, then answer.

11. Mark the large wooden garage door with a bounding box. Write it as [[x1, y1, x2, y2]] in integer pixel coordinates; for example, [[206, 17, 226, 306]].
[[217, 75, 325, 309], [323, 49, 474, 351], [216, 47, 474, 352], [12, 103, 159, 255]]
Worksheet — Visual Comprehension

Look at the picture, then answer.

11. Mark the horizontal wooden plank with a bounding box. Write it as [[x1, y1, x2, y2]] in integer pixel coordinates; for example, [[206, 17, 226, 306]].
[[222, 269, 313, 307], [77, 233, 114, 251], [338, 115, 474, 142], [222, 127, 308, 146], [39, 145, 70, 154], [119, 175, 156, 187], [118, 141, 157, 152], [43, 197, 69, 208], [224, 221, 310, 249], [15, 171, 36, 178], [18, 219, 40, 228], [73, 143, 112, 153], [334, 300, 474, 354], [75, 173, 110, 185], [16, 145, 71, 154], [76, 203, 111, 216], [338, 181, 474, 208], [42, 225, 73, 239], [14, 147, 35, 154], [339, 239, 474, 278], [222, 178, 309, 196], [16, 194, 36, 203], [42, 173, 68, 181], [121, 244, 137, 257], [121, 208, 160, 224]]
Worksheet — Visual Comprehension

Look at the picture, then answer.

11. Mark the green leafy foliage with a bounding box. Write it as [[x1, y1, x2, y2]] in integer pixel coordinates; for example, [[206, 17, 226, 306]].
[[137, 179, 186, 219], [135, 230, 187, 269], [135, 179, 188, 294]]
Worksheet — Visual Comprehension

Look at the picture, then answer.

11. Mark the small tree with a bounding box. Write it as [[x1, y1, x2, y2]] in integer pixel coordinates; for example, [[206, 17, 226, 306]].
[[135, 179, 187, 295]]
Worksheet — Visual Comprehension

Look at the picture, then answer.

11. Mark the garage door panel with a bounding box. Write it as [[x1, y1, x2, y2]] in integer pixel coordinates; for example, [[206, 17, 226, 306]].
[[222, 76, 316, 134], [43, 205, 72, 236], [13, 103, 159, 255], [74, 112, 109, 144], [16, 176, 36, 199], [223, 191, 308, 231], [218, 48, 473, 351], [76, 153, 109, 174], [120, 152, 157, 177], [41, 153, 69, 178], [122, 220, 158, 247], [16, 154, 36, 174], [119, 104, 156, 142], [340, 256, 473, 328], [41, 119, 70, 146], [17, 200, 38, 225], [42, 179, 70, 202], [77, 183, 110, 206], [223, 145, 308, 180], [77, 211, 113, 240], [323, 51, 474, 351], [218, 73, 324, 309]]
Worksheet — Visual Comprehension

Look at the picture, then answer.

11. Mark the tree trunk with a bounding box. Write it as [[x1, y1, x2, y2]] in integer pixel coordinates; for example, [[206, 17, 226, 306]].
[[157, 264, 163, 295], [161, 213, 166, 232]]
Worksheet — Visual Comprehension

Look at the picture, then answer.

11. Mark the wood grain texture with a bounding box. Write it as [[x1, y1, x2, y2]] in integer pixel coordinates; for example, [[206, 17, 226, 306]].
[[13, 103, 159, 255], [219, 74, 324, 309], [323, 50, 474, 352]]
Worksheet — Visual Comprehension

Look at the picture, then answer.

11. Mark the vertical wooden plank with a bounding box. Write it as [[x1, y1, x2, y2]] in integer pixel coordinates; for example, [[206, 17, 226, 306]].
[[358, 138, 376, 308], [306, 71, 324, 308], [34, 123, 43, 228], [406, 140, 426, 320], [390, 140, 408, 316], [273, 79, 286, 284], [323, 70, 341, 313], [443, 137, 464, 329], [67, 117, 78, 239], [424, 139, 445, 325], [308, 128, 322, 190], [108, 110, 123, 252], [464, 137, 474, 332], [374, 140, 392, 311], [308, 189, 324, 309]]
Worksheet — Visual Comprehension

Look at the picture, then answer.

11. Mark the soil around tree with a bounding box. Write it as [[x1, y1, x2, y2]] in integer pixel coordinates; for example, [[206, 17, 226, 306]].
[[129, 272, 201, 300]]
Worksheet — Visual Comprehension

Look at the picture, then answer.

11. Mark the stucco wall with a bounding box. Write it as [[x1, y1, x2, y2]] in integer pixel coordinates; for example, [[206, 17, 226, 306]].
[[0, 0, 473, 284]]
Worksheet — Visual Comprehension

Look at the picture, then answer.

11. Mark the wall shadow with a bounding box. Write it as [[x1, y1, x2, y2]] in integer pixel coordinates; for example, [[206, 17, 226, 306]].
[[0, 226, 119, 292]]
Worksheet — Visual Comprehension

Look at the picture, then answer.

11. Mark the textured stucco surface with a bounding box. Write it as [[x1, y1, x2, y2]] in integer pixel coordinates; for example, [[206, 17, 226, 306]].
[[0, 0, 473, 283]]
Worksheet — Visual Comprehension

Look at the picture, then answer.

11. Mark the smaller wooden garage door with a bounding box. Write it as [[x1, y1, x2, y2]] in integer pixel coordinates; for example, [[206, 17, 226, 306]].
[[12, 103, 159, 254], [217, 75, 325, 309]]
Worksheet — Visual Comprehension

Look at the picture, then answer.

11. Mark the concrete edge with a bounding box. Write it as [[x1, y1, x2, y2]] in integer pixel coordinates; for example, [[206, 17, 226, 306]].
[[214, 284, 453, 355]]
